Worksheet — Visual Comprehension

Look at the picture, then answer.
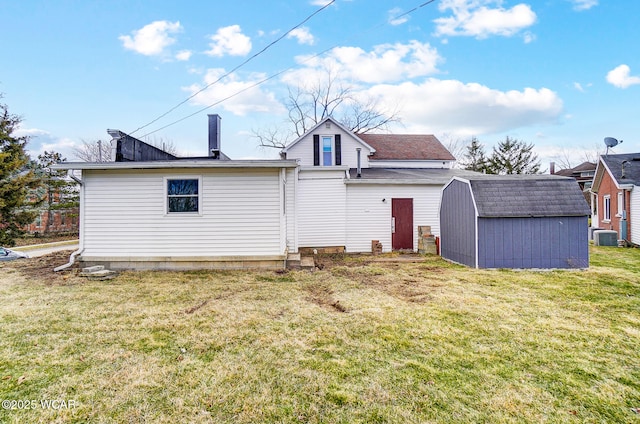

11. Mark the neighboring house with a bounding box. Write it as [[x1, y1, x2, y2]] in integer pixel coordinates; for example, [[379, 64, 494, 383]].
[[591, 153, 640, 245], [54, 115, 478, 270], [24, 181, 79, 235], [551, 161, 596, 206], [440, 175, 590, 269]]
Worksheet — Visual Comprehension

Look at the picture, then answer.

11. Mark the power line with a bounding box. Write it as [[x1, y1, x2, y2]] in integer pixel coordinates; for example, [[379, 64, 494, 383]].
[[138, 0, 438, 139], [129, 0, 335, 136]]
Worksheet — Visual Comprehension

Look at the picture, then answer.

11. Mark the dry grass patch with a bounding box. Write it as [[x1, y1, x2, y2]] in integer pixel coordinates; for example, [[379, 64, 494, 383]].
[[0, 246, 639, 423]]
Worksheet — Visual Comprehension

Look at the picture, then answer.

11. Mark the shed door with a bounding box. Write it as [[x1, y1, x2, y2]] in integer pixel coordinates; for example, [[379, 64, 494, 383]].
[[392, 198, 413, 250]]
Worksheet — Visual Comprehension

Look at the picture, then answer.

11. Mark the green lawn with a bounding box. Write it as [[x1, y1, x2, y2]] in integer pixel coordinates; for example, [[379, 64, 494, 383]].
[[0, 246, 639, 423]]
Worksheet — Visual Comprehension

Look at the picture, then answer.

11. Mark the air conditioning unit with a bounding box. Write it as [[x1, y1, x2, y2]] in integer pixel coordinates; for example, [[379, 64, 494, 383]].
[[593, 230, 618, 246]]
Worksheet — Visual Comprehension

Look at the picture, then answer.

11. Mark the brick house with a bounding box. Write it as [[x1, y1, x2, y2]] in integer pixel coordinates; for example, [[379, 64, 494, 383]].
[[591, 153, 640, 245]]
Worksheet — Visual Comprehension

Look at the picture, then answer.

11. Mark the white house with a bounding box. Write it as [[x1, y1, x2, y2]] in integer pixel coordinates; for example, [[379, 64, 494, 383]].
[[282, 117, 477, 253], [55, 116, 477, 270]]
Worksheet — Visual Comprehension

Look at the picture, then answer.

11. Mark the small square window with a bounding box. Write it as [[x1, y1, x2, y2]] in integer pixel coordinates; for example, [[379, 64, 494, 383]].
[[167, 179, 199, 213]]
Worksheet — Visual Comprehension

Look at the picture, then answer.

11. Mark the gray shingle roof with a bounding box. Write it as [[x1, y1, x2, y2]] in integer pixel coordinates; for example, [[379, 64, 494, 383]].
[[466, 175, 590, 217], [600, 153, 640, 186], [347, 168, 481, 184]]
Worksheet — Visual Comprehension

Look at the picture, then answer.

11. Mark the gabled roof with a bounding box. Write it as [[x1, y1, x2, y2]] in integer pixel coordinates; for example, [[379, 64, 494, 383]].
[[553, 161, 596, 178], [358, 134, 455, 161], [281, 116, 375, 153], [592, 153, 640, 191], [453, 175, 590, 217]]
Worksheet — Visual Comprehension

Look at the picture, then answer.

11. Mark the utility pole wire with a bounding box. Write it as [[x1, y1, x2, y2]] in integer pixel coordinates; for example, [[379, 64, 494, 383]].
[[129, 0, 336, 136], [138, 0, 438, 138]]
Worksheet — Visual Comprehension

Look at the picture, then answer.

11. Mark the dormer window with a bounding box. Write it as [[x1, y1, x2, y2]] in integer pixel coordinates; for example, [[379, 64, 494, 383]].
[[313, 134, 342, 166]]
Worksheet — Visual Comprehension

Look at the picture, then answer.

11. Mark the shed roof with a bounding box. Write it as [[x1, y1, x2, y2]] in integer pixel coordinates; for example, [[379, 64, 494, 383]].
[[358, 134, 455, 161], [460, 175, 590, 217]]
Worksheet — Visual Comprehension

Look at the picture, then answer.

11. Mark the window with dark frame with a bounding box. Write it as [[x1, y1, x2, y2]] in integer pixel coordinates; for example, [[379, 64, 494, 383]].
[[167, 179, 199, 213]]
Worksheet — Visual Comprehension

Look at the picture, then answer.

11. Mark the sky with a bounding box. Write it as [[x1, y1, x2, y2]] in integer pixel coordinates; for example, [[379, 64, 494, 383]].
[[2, 0, 639, 169]]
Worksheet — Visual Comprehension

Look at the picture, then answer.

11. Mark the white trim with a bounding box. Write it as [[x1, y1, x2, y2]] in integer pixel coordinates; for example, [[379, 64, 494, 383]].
[[53, 159, 298, 171], [603, 194, 611, 222], [281, 117, 375, 154], [164, 176, 203, 216]]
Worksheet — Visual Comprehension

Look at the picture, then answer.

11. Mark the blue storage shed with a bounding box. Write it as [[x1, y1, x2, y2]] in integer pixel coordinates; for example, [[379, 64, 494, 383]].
[[439, 175, 590, 269]]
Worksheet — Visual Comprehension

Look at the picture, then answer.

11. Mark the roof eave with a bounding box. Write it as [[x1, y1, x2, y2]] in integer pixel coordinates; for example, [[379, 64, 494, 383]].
[[52, 159, 299, 170]]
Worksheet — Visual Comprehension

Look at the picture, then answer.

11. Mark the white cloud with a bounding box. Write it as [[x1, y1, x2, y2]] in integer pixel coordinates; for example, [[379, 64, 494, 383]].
[[16, 128, 80, 159], [183, 69, 284, 116], [434, 1, 536, 39], [310, 0, 333, 5], [573, 82, 585, 92], [523, 31, 535, 43], [119, 21, 182, 56], [388, 7, 409, 26], [570, 0, 598, 11], [367, 78, 563, 135], [175, 50, 192, 61], [286, 40, 441, 85], [606, 64, 640, 89], [287, 27, 315, 45], [206, 25, 252, 57]]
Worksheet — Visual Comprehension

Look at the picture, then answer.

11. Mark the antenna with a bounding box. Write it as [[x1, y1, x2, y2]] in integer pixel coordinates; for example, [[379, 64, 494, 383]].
[[604, 137, 623, 155]]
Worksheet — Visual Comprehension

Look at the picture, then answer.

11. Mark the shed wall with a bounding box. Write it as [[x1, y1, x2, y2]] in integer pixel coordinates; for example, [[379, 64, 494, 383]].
[[439, 180, 477, 267], [477, 216, 588, 269], [81, 168, 284, 258]]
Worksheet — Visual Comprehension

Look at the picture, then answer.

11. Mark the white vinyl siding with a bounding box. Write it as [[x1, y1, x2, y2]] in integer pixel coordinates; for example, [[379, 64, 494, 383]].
[[631, 187, 640, 245], [82, 168, 284, 257], [296, 170, 346, 247], [346, 184, 443, 253], [285, 128, 371, 168], [284, 168, 297, 252]]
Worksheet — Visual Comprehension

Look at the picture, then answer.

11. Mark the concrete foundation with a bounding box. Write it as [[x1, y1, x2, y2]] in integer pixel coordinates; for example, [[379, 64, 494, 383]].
[[79, 255, 287, 271]]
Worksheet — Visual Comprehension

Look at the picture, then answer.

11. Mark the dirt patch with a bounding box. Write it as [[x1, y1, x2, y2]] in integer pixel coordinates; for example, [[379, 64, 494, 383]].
[[304, 283, 347, 313], [1, 250, 80, 284]]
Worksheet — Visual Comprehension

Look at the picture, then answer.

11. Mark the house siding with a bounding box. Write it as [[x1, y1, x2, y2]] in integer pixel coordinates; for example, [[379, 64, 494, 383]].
[[594, 170, 622, 235], [478, 216, 588, 269], [285, 127, 370, 168], [296, 170, 347, 247], [81, 168, 284, 258], [631, 187, 640, 245], [345, 184, 442, 253], [439, 180, 476, 267]]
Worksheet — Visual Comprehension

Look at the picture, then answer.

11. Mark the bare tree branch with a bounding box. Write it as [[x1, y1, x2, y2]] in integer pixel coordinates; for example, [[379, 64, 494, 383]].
[[72, 139, 112, 162], [256, 68, 401, 149]]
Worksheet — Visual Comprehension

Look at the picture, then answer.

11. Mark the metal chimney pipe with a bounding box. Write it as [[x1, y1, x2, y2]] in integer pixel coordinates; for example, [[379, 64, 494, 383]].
[[622, 160, 629, 179], [208, 114, 221, 159], [550, 161, 555, 174], [356, 148, 362, 178]]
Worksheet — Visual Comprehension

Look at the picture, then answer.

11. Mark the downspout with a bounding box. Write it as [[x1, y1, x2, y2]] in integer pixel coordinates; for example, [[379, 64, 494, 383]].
[[54, 169, 84, 272]]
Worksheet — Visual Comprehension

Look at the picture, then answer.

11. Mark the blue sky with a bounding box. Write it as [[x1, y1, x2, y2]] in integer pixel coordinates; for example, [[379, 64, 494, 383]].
[[2, 0, 639, 168]]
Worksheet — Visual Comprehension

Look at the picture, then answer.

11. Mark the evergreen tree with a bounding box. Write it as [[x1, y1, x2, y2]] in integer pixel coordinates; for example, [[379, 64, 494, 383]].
[[487, 136, 541, 175], [461, 137, 488, 172], [0, 100, 41, 246], [36, 151, 79, 234]]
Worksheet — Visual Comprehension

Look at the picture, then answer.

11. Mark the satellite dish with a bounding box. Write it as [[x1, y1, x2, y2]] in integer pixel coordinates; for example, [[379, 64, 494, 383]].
[[604, 137, 623, 155], [604, 137, 620, 147]]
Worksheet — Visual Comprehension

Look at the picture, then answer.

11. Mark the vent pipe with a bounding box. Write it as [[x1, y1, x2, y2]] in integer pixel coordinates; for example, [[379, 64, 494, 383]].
[[356, 148, 362, 178], [208, 114, 221, 159], [621, 160, 629, 179], [550, 161, 555, 174]]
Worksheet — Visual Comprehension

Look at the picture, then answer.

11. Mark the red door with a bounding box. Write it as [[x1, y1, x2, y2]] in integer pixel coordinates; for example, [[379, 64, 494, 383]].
[[392, 198, 413, 250]]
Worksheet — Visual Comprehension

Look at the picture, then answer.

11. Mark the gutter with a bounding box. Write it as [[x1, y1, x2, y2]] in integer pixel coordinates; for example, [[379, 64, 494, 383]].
[[54, 170, 84, 271]]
